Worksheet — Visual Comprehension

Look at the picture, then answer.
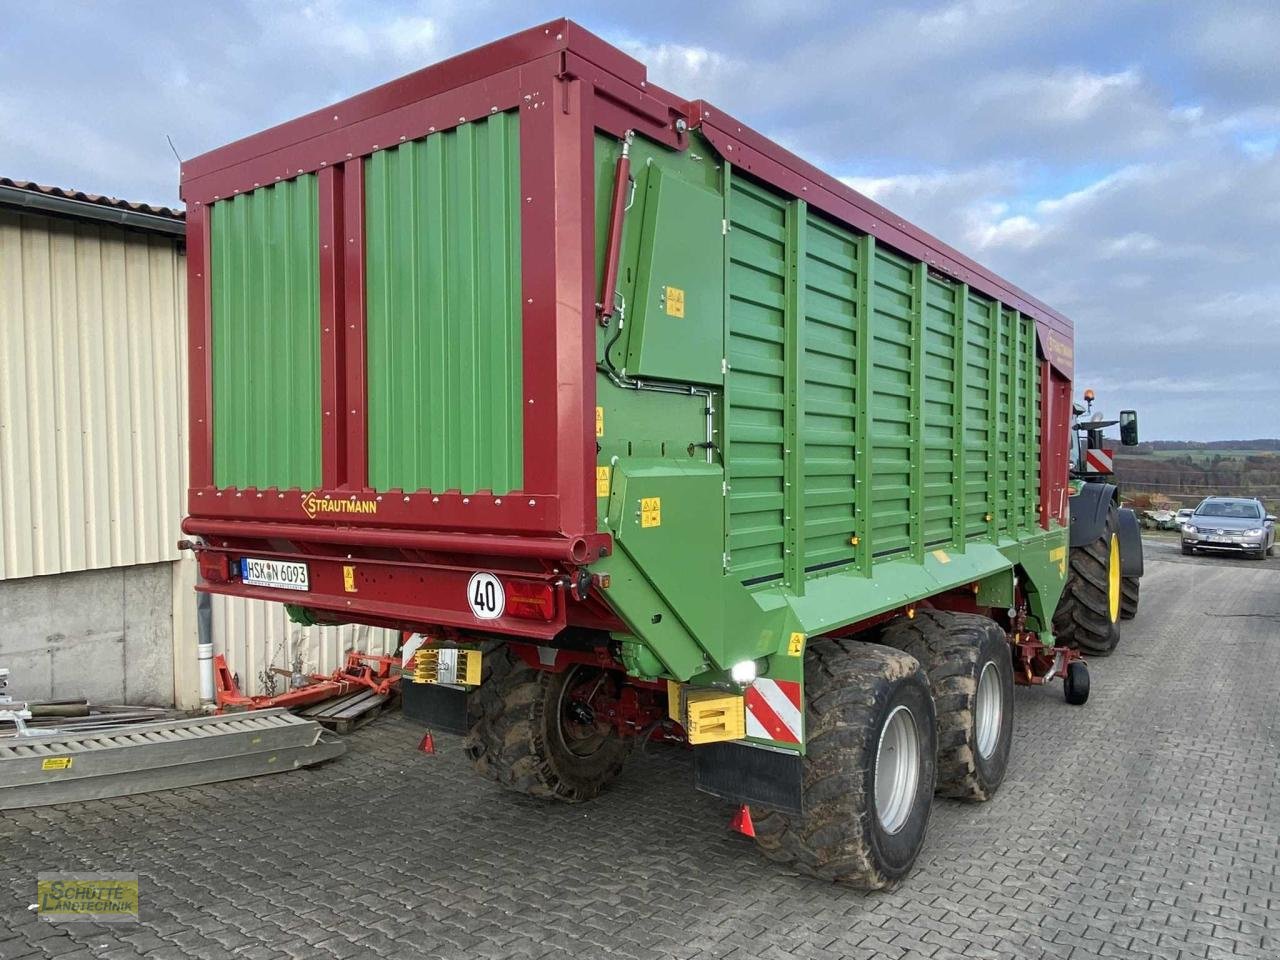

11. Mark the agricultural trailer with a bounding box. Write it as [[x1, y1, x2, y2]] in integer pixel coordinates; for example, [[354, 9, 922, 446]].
[[181, 20, 1083, 887], [1052, 391, 1144, 657]]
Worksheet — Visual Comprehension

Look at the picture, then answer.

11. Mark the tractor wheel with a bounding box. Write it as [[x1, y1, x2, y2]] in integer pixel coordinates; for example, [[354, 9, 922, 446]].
[[1053, 500, 1122, 657], [752, 638, 936, 889], [464, 649, 628, 802], [881, 610, 1014, 802], [1119, 575, 1140, 620]]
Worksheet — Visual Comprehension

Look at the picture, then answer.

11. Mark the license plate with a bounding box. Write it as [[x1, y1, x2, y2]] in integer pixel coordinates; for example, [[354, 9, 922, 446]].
[[240, 557, 309, 591], [1208, 536, 1234, 544]]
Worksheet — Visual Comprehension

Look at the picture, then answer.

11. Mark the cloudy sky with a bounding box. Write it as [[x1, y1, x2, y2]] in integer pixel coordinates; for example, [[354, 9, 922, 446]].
[[4, 1, 1277, 440]]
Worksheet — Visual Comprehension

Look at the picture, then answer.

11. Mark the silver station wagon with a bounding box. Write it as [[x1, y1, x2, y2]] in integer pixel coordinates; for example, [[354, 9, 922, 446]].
[[1181, 497, 1276, 560]]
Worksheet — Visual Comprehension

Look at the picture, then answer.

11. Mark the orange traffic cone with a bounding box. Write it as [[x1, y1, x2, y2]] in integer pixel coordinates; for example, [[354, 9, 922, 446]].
[[729, 804, 755, 838], [418, 730, 435, 755]]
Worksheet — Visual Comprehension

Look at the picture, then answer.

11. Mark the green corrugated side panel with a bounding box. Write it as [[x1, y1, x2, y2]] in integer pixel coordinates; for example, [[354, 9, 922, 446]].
[[963, 292, 995, 537], [210, 175, 321, 490], [364, 111, 523, 494], [801, 212, 858, 570], [727, 178, 787, 581], [869, 245, 914, 560], [922, 274, 958, 547], [1030, 345, 1042, 527]]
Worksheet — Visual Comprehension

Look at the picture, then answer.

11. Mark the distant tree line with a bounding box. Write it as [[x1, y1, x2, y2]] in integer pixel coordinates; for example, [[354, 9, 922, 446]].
[[1116, 450, 1280, 502], [1125, 439, 1280, 452]]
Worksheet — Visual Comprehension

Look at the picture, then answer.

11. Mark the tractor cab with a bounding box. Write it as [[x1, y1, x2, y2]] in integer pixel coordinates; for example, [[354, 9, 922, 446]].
[[1070, 389, 1139, 482]]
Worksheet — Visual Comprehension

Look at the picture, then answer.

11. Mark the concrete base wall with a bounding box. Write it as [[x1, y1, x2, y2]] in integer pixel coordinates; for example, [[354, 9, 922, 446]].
[[0, 562, 175, 706]]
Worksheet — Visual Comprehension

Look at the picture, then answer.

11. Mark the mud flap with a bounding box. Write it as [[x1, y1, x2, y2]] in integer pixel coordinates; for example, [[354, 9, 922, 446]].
[[693, 741, 804, 815], [401, 682, 472, 735], [1117, 506, 1144, 578]]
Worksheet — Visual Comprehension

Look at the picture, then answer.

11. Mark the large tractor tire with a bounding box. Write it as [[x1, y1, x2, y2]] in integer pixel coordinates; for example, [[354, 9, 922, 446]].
[[465, 649, 629, 802], [1120, 575, 1140, 620], [752, 638, 936, 889], [1053, 500, 1122, 656], [881, 610, 1014, 802]]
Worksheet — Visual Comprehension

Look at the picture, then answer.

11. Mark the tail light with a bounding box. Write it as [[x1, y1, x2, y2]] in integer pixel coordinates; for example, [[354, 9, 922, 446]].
[[197, 551, 230, 584], [505, 579, 556, 621]]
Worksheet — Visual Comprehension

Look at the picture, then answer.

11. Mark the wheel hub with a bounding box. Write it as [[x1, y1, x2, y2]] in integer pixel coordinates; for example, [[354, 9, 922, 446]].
[[874, 704, 920, 835], [974, 660, 1003, 759]]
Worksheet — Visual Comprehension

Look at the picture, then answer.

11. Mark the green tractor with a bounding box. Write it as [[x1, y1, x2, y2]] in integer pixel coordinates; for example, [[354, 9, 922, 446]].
[[1053, 391, 1143, 656]]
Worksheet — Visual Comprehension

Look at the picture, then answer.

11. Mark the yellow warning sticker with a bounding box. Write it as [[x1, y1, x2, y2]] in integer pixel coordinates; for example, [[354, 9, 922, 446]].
[[664, 286, 685, 318], [640, 497, 662, 528], [1049, 545, 1067, 575], [343, 564, 357, 593], [931, 549, 951, 564], [42, 757, 73, 771], [595, 406, 604, 438], [596, 466, 611, 498], [787, 632, 805, 657]]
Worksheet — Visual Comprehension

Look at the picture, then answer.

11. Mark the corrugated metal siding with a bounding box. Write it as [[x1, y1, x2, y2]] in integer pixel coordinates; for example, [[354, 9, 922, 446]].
[[800, 212, 858, 571], [868, 245, 915, 559], [210, 174, 321, 490], [723, 170, 1044, 589], [0, 210, 186, 580], [210, 593, 398, 697], [364, 110, 523, 494], [725, 178, 787, 581]]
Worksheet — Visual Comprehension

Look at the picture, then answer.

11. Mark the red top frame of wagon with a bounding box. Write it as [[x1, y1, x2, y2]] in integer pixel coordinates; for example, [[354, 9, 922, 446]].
[[181, 18, 1075, 559]]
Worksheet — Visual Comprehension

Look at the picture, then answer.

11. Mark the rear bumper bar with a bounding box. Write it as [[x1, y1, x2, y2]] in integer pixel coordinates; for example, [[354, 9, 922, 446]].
[[183, 517, 610, 564]]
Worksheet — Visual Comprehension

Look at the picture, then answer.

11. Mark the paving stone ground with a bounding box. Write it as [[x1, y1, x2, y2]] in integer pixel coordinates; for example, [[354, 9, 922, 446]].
[[2, 537, 1278, 959]]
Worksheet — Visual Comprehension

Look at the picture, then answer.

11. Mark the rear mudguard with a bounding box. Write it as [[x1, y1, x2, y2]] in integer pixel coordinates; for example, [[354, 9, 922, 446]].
[[1117, 507, 1144, 578], [1068, 481, 1117, 549]]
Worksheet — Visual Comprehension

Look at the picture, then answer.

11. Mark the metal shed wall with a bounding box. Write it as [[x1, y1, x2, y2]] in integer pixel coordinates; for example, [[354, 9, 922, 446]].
[[0, 207, 395, 700], [0, 209, 187, 579]]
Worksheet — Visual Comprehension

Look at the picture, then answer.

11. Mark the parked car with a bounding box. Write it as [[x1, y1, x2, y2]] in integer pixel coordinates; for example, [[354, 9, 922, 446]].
[[1181, 497, 1276, 559]]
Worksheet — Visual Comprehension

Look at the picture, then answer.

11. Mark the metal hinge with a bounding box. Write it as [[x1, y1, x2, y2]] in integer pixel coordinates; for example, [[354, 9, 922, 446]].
[[721, 357, 730, 374], [722, 218, 730, 235], [722, 552, 731, 571]]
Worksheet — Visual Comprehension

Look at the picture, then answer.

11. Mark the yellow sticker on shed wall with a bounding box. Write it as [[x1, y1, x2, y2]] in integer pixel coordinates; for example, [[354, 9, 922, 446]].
[[596, 466, 611, 498]]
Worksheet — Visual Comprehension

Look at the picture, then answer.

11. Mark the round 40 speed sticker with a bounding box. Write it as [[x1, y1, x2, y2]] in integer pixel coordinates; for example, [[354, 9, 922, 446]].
[[467, 572, 505, 620]]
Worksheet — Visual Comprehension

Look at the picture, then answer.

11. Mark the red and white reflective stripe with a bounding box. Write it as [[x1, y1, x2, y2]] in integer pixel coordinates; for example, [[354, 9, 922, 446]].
[[1085, 448, 1114, 472], [744, 678, 803, 744]]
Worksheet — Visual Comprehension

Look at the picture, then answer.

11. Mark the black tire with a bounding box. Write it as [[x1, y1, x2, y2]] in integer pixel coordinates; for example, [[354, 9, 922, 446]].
[[1119, 575, 1140, 620], [752, 638, 937, 889], [880, 610, 1013, 802], [464, 649, 629, 802], [1063, 661, 1089, 705], [1181, 544, 1193, 556], [1054, 500, 1122, 656]]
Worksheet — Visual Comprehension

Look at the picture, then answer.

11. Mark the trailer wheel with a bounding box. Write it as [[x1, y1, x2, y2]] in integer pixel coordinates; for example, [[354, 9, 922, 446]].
[[1119, 575, 1140, 620], [1053, 500, 1122, 656], [464, 650, 628, 803], [1063, 660, 1089, 705], [752, 638, 936, 889], [881, 611, 1014, 802]]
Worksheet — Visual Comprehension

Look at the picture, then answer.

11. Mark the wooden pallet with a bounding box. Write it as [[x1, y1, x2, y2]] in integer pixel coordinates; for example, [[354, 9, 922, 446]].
[[298, 688, 398, 733]]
